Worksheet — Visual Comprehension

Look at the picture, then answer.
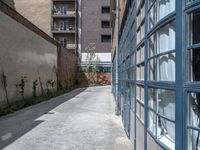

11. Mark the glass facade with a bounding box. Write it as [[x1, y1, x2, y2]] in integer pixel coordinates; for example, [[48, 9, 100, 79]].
[[112, 0, 200, 150]]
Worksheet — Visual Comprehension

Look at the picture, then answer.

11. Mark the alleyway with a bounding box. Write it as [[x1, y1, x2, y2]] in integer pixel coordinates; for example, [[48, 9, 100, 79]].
[[0, 86, 132, 150]]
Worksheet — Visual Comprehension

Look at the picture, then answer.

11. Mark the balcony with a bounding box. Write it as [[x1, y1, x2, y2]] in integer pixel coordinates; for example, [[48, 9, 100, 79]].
[[67, 44, 76, 49], [52, 25, 75, 34], [59, 41, 76, 49], [52, 10, 76, 18]]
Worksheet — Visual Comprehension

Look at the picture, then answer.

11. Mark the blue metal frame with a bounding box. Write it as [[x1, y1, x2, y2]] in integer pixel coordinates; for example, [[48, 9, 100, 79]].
[[112, 0, 200, 149]]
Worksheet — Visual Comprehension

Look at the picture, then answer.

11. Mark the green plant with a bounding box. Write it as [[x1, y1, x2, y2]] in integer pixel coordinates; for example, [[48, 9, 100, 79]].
[[16, 76, 28, 101], [1, 70, 10, 107], [32, 80, 38, 99], [46, 80, 56, 97]]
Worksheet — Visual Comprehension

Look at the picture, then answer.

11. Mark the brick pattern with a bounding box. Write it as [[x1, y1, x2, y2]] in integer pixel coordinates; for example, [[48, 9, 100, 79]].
[[82, 0, 111, 53], [57, 45, 78, 87], [78, 72, 111, 86]]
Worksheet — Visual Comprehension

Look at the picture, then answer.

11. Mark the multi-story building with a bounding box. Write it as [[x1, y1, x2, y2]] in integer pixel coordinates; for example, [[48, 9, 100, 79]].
[[2, 0, 111, 71], [111, 0, 200, 150], [80, 0, 112, 72], [2, 0, 79, 54], [51, 0, 77, 52]]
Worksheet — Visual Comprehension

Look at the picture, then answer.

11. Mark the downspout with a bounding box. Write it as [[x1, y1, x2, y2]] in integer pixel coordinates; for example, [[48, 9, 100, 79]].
[[115, 0, 120, 115]]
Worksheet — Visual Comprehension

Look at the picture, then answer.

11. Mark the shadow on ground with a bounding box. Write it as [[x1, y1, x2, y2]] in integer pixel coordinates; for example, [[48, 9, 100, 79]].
[[0, 88, 87, 149]]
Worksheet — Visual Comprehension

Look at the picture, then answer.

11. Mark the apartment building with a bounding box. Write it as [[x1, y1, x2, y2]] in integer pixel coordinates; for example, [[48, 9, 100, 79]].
[[111, 0, 200, 150], [80, 0, 112, 73], [52, 0, 77, 52], [2, 0, 78, 54]]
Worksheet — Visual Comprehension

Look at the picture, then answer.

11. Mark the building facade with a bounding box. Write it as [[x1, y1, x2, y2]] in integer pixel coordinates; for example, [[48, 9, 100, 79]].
[[52, 0, 77, 52], [80, 0, 112, 73], [2, 0, 79, 54], [2, 0, 112, 71], [111, 0, 200, 150]]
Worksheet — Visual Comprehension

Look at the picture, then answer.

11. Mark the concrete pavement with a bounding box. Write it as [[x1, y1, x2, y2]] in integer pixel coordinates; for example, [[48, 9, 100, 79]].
[[0, 86, 132, 150]]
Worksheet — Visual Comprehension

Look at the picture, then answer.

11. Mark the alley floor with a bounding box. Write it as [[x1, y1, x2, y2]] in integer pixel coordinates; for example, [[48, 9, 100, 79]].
[[0, 86, 132, 150]]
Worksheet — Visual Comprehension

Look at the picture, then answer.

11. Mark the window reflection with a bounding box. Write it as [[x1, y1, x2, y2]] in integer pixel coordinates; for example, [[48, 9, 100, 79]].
[[148, 88, 175, 150], [188, 93, 200, 150], [148, 0, 175, 30]]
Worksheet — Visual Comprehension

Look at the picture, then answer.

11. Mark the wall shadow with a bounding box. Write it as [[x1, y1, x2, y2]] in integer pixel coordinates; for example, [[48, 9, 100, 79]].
[[0, 87, 87, 149]]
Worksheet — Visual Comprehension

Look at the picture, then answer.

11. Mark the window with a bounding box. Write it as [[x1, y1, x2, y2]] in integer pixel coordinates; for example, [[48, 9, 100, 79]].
[[136, 85, 145, 122], [101, 21, 110, 28], [101, 35, 111, 43], [188, 10, 200, 45], [188, 10, 200, 82], [187, 92, 200, 150], [137, 2, 145, 44], [148, 0, 175, 30], [148, 88, 175, 150], [136, 45, 145, 81], [148, 22, 176, 81], [102, 6, 110, 14], [58, 37, 67, 48]]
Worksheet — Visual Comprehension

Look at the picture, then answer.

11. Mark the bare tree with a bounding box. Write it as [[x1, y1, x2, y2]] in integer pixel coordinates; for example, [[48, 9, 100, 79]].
[[84, 43, 101, 84]]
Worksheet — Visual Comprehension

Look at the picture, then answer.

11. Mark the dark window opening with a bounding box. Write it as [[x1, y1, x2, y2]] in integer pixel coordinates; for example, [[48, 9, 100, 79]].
[[101, 35, 111, 43], [102, 6, 110, 14], [101, 21, 110, 28], [190, 10, 200, 45]]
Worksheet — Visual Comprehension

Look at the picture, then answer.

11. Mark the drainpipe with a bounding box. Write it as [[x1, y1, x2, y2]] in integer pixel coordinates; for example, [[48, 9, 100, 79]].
[[115, 0, 120, 115]]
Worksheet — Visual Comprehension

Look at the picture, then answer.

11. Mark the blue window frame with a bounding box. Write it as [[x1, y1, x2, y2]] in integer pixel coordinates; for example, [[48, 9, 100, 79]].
[[112, 0, 200, 150]]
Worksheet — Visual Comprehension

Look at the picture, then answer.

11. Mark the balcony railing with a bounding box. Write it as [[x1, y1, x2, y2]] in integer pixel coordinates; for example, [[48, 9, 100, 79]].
[[59, 41, 76, 49], [52, 25, 75, 33], [52, 10, 76, 18], [67, 44, 76, 49]]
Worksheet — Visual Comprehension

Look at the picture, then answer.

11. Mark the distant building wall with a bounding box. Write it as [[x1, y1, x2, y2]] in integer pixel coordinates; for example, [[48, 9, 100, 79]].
[[81, 0, 111, 53], [78, 72, 111, 86]]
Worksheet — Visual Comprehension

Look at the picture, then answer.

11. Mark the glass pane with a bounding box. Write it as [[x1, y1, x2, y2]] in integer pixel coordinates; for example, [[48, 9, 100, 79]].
[[136, 86, 141, 100], [158, 89, 175, 120], [148, 58, 157, 80], [188, 92, 200, 128], [189, 10, 200, 45], [158, 53, 175, 81], [148, 88, 157, 110], [137, 66, 141, 80], [148, 110, 157, 136], [131, 84, 135, 110], [148, 88, 175, 120], [188, 129, 200, 150], [148, 21, 175, 57], [148, 0, 175, 30], [141, 64, 145, 80], [136, 101, 141, 117], [149, 33, 157, 57], [157, 117, 175, 150], [189, 49, 200, 82], [148, 53, 175, 81], [158, 22, 175, 54]]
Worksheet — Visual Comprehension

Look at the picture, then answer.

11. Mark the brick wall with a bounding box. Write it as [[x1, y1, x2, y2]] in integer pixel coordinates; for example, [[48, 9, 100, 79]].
[[57, 45, 78, 88], [78, 72, 111, 86], [82, 0, 111, 53]]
